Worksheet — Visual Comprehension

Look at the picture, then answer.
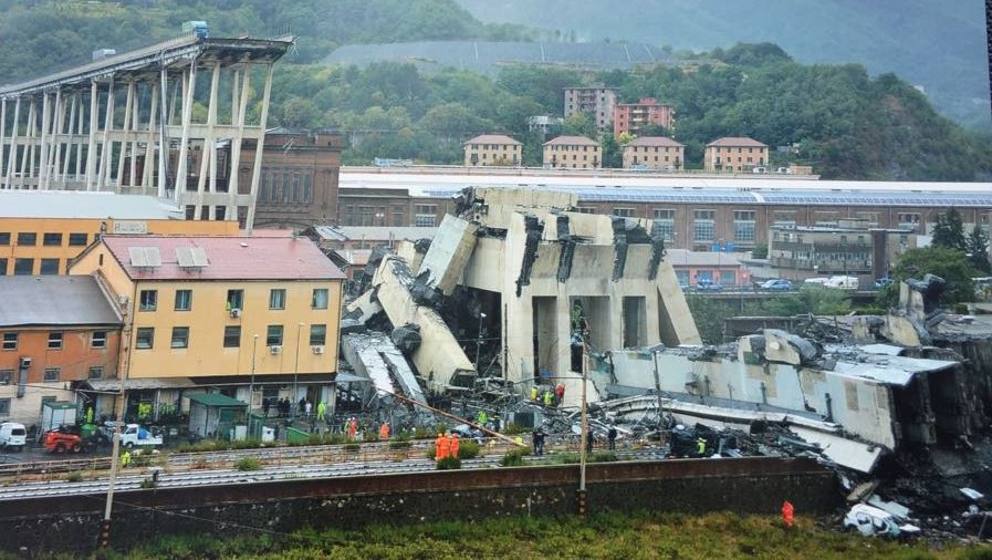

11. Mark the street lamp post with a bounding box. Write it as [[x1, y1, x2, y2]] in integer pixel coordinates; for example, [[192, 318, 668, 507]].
[[248, 334, 259, 411], [474, 312, 487, 374], [292, 322, 304, 419]]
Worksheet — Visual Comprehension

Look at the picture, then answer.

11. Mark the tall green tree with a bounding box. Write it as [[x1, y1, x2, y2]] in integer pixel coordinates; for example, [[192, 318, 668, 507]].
[[932, 208, 967, 251], [967, 226, 992, 274], [880, 246, 977, 305], [601, 135, 623, 168]]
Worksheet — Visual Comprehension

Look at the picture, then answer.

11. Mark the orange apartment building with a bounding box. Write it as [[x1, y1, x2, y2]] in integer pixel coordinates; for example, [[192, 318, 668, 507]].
[[613, 98, 675, 138], [622, 137, 685, 170], [704, 137, 770, 173], [0, 276, 121, 426], [0, 190, 238, 276]]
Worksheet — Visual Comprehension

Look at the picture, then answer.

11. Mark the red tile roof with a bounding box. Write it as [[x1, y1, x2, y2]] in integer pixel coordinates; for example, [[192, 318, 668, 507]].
[[544, 135, 599, 147], [706, 136, 767, 147], [464, 134, 522, 146], [627, 136, 685, 147], [101, 236, 346, 281]]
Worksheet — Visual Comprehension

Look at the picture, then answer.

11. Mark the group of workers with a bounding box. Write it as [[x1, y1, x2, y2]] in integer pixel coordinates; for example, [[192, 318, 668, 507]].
[[434, 432, 461, 461], [530, 382, 566, 407], [342, 417, 392, 441]]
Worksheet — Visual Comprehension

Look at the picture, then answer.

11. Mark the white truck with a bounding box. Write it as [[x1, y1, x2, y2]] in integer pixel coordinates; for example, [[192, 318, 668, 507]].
[[101, 422, 164, 449], [824, 275, 859, 290], [0, 422, 27, 452]]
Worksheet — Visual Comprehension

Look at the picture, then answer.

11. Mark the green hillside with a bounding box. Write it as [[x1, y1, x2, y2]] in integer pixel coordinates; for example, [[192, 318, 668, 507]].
[[456, 0, 992, 131]]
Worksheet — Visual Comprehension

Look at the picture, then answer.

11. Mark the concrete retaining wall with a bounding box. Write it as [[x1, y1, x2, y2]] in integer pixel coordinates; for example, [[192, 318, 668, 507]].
[[0, 457, 839, 553]]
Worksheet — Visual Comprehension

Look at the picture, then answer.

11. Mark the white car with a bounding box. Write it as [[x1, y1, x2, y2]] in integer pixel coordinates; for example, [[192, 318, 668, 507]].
[[843, 504, 920, 537], [0, 422, 27, 452]]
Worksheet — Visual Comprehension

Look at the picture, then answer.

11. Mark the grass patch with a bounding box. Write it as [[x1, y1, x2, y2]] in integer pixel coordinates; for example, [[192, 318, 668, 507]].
[[65, 471, 83, 483], [436, 456, 461, 470], [82, 511, 990, 559], [234, 457, 261, 472]]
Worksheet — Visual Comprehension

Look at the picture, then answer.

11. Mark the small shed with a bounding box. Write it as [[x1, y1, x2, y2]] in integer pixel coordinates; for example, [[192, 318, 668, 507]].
[[187, 393, 247, 439]]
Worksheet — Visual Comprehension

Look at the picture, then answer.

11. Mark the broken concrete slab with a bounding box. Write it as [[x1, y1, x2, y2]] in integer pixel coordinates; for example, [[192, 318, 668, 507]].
[[764, 329, 818, 365], [419, 214, 479, 296]]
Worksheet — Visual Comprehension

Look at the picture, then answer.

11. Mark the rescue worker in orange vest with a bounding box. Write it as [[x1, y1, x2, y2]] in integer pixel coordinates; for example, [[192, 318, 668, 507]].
[[379, 422, 390, 440], [449, 433, 460, 459], [782, 500, 795, 528], [435, 432, 450, 461]]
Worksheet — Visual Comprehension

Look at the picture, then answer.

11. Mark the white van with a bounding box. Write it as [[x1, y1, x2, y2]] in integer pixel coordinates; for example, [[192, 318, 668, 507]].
[[0, 422, 27, 452], [824, 275, 859, 290]]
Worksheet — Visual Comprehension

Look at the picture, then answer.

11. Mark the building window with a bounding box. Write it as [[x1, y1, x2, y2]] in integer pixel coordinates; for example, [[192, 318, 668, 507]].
[[720, 270, 736, 286], [16, 232, 36, 246], [0, 232, 9, 245], [43, 233, 63, 246], [773, 211, 796, 227], [576, 207, 596, 214], [0, 258, 6, 276], [693, 210, 716, 242], [0, 398, 10, 416], [898, 213, 921, 232], [175, 289, 192, 311], [0, 370, 11, 384], [91, 331, 108, 348], [223, 326, 241, 348], [171, 327, 190, 349], [40, 259, 59, 275], [135, 328, 155, 349], [310, 324, 327, 346], [88, 367, 104, 379], [226, 289, 244, 311], [814, 212, 839, 227], [1, 333, 16, 351], [653, 209, 675, 240], [266, 325, 284, 346], [68, 233, 88, 246], [48, 332, 63, 350], [312, 288, 329, 310], [139, 290, 157, 311], [734, 210, 756, 242], [43, 368, 60, 382], [612, 208, 635, 218], [13, 258, 33, 275], [269, 289, 287, 310], [414, 205, 437, 227]]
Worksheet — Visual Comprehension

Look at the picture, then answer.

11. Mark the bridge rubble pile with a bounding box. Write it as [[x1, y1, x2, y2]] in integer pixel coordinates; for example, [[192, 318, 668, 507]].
[[335, 186, 992, 537]]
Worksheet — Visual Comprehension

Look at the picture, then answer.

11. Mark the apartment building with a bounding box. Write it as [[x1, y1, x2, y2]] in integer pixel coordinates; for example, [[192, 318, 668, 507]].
[[622, 137, 685, 170], [463, 135, 523, 167], [704, 137, 770, 173], [543, 136, 602, 169], [69, 235, 345, 418], [0, 191, 238, 277], [563, 87, 618, 130], [768, 219, 919, 283], [0, 276, 121, 426], [613, 98, 675, 138]]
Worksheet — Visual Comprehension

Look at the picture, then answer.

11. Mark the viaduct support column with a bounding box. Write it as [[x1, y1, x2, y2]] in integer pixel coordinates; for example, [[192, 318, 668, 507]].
[[246, 63, 274, 233], [4, 97, 20, 190]]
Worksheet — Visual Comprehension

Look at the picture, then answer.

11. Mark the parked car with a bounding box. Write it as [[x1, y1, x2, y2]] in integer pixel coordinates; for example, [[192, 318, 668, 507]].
[[0, 422, 27, 452], [874, 277, 893, 289], [760, 279, 793, 291], [695, 279, 723, 292]]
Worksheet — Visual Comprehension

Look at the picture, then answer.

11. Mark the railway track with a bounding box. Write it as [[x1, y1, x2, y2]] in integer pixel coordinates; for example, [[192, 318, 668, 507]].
[[0, 448, 668, 502]]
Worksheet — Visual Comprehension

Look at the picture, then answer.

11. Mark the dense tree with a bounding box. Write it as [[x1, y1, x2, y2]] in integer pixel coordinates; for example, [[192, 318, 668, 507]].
[[601, 135, 623, 168], [932, 209, 967, 251], [967, 226, 992, 274], [880, 247, 978, 306]]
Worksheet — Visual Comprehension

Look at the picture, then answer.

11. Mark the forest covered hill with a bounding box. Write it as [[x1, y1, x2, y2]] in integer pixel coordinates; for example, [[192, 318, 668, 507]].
[[457, 0, 992, 131]]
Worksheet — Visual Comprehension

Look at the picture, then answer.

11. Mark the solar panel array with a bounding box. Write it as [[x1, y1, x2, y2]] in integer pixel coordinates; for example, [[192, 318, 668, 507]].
[[413, 185, 992, 208]]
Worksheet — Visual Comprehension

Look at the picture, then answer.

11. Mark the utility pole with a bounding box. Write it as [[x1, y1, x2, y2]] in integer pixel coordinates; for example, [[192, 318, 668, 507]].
[[474, 312, 487, 374], [248, 334, 259, 411], [651, 351, 664, 434], [292, 322, 303, 419], [577, 340, 589, 516], [100, 324, 132, 548]]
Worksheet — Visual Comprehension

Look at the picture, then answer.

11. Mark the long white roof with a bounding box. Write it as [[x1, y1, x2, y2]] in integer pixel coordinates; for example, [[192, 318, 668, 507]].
[[0, 191, 184, 220]]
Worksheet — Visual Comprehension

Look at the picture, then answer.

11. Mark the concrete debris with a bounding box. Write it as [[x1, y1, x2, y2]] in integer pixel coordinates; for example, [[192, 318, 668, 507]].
[[333, 188, 992, 541], [391, 323, 422, 354]]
